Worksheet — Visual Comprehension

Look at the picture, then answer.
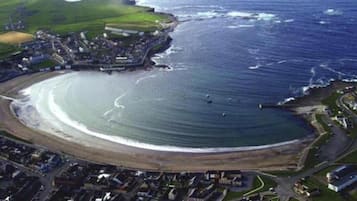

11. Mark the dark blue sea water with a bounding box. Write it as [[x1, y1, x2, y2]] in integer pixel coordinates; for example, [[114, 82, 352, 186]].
[[15, 0, 357, 152]]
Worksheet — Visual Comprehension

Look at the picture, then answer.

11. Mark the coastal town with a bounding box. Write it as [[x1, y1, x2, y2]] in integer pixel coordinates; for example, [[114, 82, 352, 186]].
[[0, 0, 357, 201], [0, 0, 175, 82], [0, 132, 270, 201], [0, 27, 173, 82]]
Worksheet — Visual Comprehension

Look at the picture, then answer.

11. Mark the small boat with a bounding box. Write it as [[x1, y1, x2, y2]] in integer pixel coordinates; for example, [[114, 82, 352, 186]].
[[206, 94, 210, 98], [222, 112, 226, 117]]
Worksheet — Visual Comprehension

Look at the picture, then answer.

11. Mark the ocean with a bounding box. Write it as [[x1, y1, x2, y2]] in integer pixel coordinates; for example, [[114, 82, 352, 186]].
[[13, 0, 357, 152]]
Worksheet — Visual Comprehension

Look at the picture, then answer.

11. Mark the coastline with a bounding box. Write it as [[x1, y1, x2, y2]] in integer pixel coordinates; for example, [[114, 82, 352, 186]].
[[0, 72, 312, 172], [0, 2, 330, 172]]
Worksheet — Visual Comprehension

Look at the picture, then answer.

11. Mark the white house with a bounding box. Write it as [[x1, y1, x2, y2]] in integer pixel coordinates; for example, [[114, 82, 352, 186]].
[[328, 174, 357, 192], [326, 165, 357, 192], [168, 188, 178, 201]]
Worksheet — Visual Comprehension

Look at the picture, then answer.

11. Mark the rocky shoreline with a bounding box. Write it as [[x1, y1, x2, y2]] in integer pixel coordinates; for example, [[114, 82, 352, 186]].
[[282, 80, 357, 139]]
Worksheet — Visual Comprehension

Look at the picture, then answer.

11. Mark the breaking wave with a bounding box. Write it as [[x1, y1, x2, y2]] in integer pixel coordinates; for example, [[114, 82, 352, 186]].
[[324, 8, 343, 16], [177, 9, 278, 22], [227, 24, 255, 29]]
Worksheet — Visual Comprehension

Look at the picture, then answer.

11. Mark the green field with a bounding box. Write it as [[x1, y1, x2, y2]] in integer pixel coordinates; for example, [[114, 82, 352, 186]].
[[0, 0, 170, 36], [288, 198, 299, 201], [0, 42, 19, 59], [321, 92, 341, 116], [30, 59, 57, 70], [338, 149, 357, 164], [315, 114, 332, 134]]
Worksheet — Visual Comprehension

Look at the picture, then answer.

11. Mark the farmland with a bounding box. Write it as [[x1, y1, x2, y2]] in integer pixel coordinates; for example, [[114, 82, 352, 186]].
[[0, 0, 170, 36], [0, 43, 20, 59], [0, 31, 33, 44]]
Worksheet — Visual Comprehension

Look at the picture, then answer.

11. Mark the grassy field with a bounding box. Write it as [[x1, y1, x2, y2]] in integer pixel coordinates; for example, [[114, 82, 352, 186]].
[[338, 149, 357, 164], [315, 114, 332, 134], [321, 92, 341, 116], [288, 198, 299, 201], [30, 59, 58, 70], [316, 165, 338, 177], [348, 188, 357, 200], [0, 0, 170, 36], [0, 0, 23, 31], [0, 42, 20, 59]]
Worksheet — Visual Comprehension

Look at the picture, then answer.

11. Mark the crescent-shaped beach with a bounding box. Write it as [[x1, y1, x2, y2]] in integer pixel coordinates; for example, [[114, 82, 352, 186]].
[[0, 72, 313, 172]]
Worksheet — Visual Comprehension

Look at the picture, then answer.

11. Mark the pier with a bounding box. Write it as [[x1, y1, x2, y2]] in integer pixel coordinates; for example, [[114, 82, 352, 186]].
[[258, 103, 297, 109]]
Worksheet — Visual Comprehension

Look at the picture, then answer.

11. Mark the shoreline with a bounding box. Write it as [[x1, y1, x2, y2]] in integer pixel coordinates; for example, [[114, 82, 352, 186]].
[[0, 2, 334, 172], [0, 72, 313, 172]]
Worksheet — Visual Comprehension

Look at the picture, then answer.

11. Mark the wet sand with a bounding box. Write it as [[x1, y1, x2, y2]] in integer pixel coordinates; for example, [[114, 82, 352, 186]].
[[0, 72, 312, 172]]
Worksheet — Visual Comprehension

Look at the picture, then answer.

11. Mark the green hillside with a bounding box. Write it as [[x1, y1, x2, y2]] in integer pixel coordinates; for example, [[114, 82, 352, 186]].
[[0, 0, 169, 36], [0, 43, 19, 59]]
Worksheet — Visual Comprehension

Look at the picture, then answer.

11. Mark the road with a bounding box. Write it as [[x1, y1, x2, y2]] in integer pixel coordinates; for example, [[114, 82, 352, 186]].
[[37, 159, 71, 201]]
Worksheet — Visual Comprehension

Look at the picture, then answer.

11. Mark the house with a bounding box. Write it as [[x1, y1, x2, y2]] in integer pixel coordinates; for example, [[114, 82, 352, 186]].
[[105, 26, 139, 35], [306, 188, 321, 197], [294, 181, 308, 195], [205, 171, 220, 181], [343, 86, 356, 93], [223, 170, 242, 179], [328, 174, 357, 192], [137, 182, 152, 197], [335, 116, 353, 129], [31, 150, 45, 161], [48, 154, 62, 168], [187, 184, 215, 201], [189, 176, 199, 187], [294, 180, 320, 197], [219, 177, 242, 187], [327, 165, 356, 182], [168, 188, 178, 201], [205, 171, 243, 187], [219, 171, 242, 186], [29, 54, 47, 64], [52, 53, 65, 64]]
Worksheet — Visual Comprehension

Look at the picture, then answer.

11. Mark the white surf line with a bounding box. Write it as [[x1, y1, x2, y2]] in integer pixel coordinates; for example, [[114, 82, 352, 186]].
[[0, 95, 16, 101]]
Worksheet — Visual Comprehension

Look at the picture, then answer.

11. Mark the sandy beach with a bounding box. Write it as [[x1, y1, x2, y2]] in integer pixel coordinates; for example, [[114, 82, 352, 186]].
[[0, 72, 314, 172]]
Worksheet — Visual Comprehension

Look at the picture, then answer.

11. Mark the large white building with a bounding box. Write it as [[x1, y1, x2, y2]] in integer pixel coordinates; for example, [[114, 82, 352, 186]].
[[327, 165, 357, 192]]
